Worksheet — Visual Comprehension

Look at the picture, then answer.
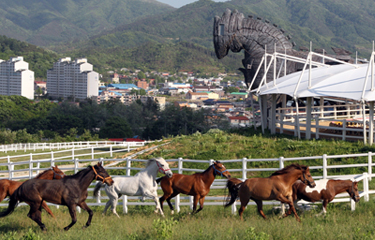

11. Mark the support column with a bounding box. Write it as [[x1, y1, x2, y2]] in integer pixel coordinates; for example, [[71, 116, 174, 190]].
[[306, 97, 312, 139], [271, 95, 276, 134], [369, 102, 374, 145]]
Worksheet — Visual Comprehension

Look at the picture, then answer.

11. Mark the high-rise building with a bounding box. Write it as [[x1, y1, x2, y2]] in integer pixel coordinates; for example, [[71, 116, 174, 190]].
[[47, 58, 99, 100], [0, 56, 34, 99]]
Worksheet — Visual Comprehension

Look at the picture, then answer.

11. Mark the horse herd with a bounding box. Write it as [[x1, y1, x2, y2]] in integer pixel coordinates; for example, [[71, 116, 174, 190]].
[[0, 158, 360, 231]]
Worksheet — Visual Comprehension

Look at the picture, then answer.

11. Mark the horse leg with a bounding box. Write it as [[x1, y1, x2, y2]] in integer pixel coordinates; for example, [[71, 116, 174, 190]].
[[254, 200, 267, 219], [238, 198, 250, 221], [195, 196, 206, 214], [191, 195, 200, 214], [144, 190, 164, 217], [28, 203, 47, 231], [317, 199, 328, 216], [105, 187, 120, 218], [64, 204, 77, 231], [78, 201, 93, 229], [166, 192, 179, 215], [41, 201, 55, 218]]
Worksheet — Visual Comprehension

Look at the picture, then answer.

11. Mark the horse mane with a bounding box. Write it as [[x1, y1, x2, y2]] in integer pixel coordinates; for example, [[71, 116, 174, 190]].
[[202, 161, 221, 174], [34, 168, 52, 178], [270, 164, 307, 177]]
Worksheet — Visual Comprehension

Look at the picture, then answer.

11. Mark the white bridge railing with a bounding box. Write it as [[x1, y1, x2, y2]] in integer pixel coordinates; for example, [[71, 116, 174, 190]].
[[0, 152, 374, 214]]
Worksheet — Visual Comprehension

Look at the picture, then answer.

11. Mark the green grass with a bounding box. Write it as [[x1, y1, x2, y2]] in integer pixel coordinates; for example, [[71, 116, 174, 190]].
[[1, 199, 375, 240]]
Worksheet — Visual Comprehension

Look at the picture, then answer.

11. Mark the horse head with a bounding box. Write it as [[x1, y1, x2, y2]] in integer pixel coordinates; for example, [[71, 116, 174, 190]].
[[154, 157, 173, 178], [51, 165, 66, 179], [348, 181, 360, 202], [300, 166, 316, 188], [93, 162, 114, 186], [212, 161, 231, 179]]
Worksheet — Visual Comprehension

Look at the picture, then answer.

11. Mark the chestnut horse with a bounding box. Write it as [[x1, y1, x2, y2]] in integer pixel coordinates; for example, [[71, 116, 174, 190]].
[[0, 165, 66, 218], [282, 179, 360, 216], [225, 164, 316, 222], [157, 161, 231, 214], [0, 162, 113, 231]]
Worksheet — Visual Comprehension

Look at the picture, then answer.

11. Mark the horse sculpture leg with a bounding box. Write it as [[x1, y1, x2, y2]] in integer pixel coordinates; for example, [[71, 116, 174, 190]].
[[78, 201, 94, 228]]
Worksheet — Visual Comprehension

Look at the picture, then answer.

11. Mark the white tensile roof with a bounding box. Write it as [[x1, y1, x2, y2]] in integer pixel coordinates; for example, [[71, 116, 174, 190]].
[[257, 63, 375, 101]]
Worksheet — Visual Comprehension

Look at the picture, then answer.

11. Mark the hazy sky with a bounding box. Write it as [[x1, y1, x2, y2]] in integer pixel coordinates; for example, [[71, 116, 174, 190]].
[[157, 0, 227, 8]]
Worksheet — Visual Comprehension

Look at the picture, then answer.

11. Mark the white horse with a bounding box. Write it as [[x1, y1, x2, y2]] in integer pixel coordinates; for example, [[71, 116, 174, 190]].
[[93, 157, 173, 217]]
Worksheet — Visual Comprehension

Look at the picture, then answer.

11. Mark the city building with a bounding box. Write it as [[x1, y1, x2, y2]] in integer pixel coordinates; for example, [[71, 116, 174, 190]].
[[47, 58, 99, 100], [0, 56, 34, 99]]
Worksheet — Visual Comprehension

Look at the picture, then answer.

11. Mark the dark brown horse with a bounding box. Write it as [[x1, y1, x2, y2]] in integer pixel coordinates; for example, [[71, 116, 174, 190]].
[[283, 179, 360, 216], [0, 162, 113, 231], [157, 161, 231, 214], [225, 164, 316, 222], [0, 165, 66, 218]]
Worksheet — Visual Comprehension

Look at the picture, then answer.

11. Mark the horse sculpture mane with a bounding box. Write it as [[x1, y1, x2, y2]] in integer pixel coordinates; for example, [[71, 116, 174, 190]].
[[270, 164, 307, 176], [213, 9, 356, 90]]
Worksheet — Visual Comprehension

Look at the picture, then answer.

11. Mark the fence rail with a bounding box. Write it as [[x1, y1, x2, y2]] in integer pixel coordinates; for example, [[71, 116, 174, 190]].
[[1, 151, 374, 214]]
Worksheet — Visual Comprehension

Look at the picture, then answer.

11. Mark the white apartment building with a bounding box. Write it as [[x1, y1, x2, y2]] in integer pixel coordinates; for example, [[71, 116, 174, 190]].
[[0, 56, 34, 100], [47, 58, 99, 100]]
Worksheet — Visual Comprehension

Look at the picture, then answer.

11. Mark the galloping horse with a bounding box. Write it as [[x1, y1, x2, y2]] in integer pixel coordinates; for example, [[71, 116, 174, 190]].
[[282, 179, 360, 216], [157, 161, 231, 214], [0, 162, 113, 231], [225, 164, 315, 222], [0, 165, 66, 218], [94, 157, 173, 217]]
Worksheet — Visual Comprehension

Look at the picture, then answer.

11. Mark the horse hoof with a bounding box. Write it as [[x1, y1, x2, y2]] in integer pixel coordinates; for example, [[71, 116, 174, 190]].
[[64, 227, 70, 231], [171, 210, 174, 215]]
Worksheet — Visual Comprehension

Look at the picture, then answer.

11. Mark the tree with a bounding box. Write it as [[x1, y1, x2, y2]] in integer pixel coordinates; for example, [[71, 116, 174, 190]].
[[99, 116, 133, 139]]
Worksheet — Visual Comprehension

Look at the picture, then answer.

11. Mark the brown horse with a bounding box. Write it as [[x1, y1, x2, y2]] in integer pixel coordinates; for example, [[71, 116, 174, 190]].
[[0, 165, 66, 218], [157, 161, 231, 214], [283, 179, 360, 216], [0, 162, 113, 231], [225, 164, 316, 222]]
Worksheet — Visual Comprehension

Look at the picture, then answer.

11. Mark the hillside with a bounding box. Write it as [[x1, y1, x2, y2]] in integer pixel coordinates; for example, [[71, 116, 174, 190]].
[[74, 0, 375, 57], [0, 0, 174, 47], [0, 35, 60, 78]]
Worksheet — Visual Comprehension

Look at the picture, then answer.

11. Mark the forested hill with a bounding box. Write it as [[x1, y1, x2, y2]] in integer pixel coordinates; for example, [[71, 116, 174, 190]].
[[76, 0, 375, 57], [0, 0, 174, 47], [0, 35, 59, 79]]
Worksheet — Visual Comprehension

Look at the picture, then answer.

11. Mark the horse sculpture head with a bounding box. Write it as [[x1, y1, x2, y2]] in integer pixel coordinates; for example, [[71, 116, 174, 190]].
[[348, 181, 360, 203], [154, 157, 173, 178]]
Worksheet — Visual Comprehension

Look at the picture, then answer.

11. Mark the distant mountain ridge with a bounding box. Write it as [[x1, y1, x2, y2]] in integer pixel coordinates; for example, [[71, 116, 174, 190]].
[[0, 0, 174, 47]]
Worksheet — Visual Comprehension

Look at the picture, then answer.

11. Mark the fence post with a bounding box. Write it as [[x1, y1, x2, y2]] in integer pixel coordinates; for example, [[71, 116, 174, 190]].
[[364, 172, 369, 202], [242, 158, 247, 180], [279, 157, 284, 169], [74, 158, 79, 174], [29, 153, 33, 179], [91, 147, 94, 159], [126, 158, 131, 176], [72, 148, 75, 160], [176, 158, 183, 213], [323, 154, 327, 179], [51, 151, 54, 167], [368, 152, 372, 181], [110, 146, 113, 157], [7, 156, 12, 180], [123, 195, 128, 214]]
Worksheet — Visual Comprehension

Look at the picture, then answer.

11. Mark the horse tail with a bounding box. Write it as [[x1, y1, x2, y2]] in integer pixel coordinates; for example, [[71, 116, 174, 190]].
[[224, 178, 244, 208], [0, 191, 19, 218], [93, 182, 105, 197], [156, 177, 164, 184]]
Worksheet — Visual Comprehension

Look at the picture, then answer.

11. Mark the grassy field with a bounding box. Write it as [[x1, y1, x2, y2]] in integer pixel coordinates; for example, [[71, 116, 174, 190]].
[[0, 199, 374, 240]]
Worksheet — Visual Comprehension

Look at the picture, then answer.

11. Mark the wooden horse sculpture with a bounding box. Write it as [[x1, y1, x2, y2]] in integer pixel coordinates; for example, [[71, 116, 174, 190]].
[[225, 164, 315, 222], [282, 179, 360, 216], [0, 162, 113, 231], [0, 165, 66, 218], [157, 161, 231, 214]]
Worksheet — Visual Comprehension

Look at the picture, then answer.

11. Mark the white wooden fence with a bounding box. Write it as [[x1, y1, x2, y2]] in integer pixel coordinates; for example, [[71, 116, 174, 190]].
[[0, 152, 374, 214], [0, 140, 150, 153]]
